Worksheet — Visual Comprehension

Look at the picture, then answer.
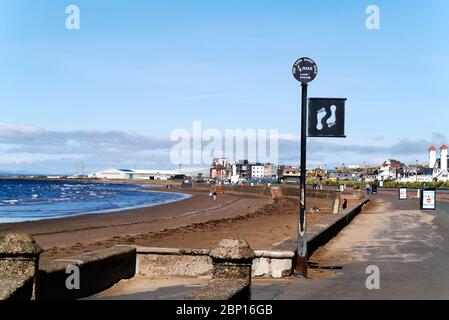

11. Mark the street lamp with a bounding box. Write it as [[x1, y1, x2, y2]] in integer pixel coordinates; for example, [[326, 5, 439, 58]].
[[416, 160, 418, 182]]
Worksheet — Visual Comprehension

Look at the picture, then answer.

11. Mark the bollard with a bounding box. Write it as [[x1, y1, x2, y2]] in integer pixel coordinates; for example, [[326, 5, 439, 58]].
[[187, 239, 255, 300], [0, 233, 43, 300], [210, 239, 255, 299]]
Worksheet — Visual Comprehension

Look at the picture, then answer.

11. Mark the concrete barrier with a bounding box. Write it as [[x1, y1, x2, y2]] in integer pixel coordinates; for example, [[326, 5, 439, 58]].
[[135, 246, 296, 279], [135, 246, 212, 277], [37, 246, 136, 300], [306, 198, 369, 258], [186, 239, 255, 300], [0, 234, 43, 300], [252, 250, 294, 278]]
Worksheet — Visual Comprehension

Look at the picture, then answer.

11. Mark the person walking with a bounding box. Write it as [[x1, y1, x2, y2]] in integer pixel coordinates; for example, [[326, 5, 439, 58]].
[[366, 183, 371, 195], [213, 191, 217, 201], [209, 190, 213, 200]]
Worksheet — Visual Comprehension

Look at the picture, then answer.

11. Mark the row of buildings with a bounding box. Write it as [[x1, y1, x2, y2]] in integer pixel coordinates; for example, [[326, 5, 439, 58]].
[[331, 145, 449, 183], [209, 158, 303, 183], [88, 145, 449, 183], [376, 145, 449, 182], [209, 158, 276, 182]]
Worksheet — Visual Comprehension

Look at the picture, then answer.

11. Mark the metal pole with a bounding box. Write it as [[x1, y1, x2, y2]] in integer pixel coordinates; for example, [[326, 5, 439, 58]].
[[295, 83, 308, 277], [416, 160, 418, 182]]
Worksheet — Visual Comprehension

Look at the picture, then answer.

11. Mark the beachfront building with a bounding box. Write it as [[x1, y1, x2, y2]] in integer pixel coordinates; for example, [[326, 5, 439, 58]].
[[276, 165, 300, 183], [428, 145, 449, 181], [264, 163, 277, 180], [89, 168, 178, 180], [377, 159, 405, 181], [250, 164, 265, 178], [210, 158, 233, 182], [232, 160, 250, 179]]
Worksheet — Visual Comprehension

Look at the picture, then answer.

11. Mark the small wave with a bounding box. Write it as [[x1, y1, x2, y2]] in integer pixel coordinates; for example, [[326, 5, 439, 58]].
[[2, 199, 19, 205]]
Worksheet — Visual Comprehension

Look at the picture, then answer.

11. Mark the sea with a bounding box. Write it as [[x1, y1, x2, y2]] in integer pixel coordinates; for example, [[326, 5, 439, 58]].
[[0, 180, 190, 223]]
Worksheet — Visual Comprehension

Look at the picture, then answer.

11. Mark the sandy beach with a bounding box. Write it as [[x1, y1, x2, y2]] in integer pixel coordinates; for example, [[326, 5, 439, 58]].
[[0, 187, 269, 259], [0, 185, 336, 262]]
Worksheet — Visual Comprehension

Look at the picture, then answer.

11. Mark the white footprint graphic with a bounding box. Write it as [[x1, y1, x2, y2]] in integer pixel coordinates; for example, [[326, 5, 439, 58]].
[[327, 105, 337, 128], [316, 108, 326, 131]]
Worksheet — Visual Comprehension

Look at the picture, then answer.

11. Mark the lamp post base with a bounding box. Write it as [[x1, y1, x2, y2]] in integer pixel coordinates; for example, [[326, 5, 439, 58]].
[[294, 255, 308, 278]]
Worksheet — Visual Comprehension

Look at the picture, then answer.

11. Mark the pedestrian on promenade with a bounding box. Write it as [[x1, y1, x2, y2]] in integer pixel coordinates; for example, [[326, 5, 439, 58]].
[[342, 199, 348, 209], [366, 183, 371, 195], [213, 191, 217, 201], [209, 191, 213, 200]]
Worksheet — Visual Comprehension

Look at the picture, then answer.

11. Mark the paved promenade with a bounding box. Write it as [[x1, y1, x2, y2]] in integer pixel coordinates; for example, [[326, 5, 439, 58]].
[[253, 193, 449, 299]]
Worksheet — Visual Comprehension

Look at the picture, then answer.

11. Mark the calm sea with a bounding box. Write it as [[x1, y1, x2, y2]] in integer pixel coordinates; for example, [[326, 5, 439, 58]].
[[0, 180, 190, 223]]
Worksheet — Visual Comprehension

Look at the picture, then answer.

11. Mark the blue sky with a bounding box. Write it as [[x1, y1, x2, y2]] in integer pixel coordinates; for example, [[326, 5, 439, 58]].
[[1, 0, 449, 174]]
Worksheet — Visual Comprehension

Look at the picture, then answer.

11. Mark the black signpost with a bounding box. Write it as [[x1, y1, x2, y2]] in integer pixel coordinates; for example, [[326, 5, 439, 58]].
[[292, 57, 347, 278], [292, 57, 318, 277]]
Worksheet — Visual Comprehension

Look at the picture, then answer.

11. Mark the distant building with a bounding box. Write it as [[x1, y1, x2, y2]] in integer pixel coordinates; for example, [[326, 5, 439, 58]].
[[264, 163, 276, 180], [251, 164, 265, 179], [210, 158, 233, 181], [428, 145, 449, 181], [89, 168, 178, 180], [232, 160, 250, 179], [277, 165, 300, 183], [377, 159, 405, 181]]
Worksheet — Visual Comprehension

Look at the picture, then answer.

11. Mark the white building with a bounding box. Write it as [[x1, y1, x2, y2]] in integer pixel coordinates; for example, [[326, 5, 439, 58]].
[[251, 164, 265, 178], [429, 145, 449, 181], [377, 159, 405, 181], [89, 168, 178, 180]]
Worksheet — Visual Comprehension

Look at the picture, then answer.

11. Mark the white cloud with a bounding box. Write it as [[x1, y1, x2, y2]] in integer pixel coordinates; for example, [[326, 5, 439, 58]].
[[0, 122, 443, 174]]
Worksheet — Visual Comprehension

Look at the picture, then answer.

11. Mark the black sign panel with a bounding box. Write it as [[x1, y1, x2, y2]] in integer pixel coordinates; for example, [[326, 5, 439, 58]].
[[308, 98, 346, 138], [292, 57, 318, 83]]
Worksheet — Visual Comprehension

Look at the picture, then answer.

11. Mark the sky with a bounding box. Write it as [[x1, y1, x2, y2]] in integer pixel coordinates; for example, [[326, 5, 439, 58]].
[[1, 0, 449, 174]]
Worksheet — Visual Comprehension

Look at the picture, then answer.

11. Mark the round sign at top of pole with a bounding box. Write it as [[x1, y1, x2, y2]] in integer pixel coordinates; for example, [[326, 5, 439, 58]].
[[292, 57, 318, 83]]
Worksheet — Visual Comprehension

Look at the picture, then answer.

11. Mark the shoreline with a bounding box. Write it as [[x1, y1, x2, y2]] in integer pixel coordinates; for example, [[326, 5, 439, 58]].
[[0, 188, 273, 259], [0, 189, 192, 224], [0, 179, 189, 224]]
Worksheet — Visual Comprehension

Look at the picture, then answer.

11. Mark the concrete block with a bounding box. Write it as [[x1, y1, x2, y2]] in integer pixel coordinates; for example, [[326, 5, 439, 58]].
[[252, 257, 270, 277], [137, 254, 212, 277], [270, 259, 292, 278]]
